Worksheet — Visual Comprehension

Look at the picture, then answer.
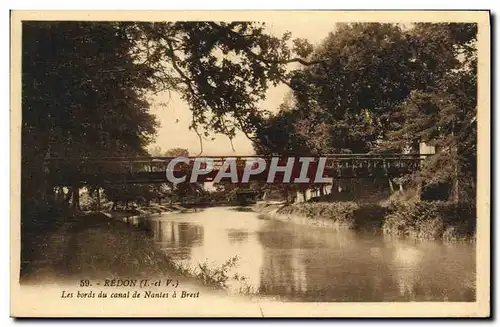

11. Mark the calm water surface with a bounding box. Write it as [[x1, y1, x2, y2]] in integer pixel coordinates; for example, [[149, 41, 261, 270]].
[[131, 206, 475, 302]]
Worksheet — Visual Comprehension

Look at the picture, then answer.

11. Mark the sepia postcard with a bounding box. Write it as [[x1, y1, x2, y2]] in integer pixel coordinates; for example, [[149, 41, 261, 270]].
[[10, 10, 491, 318]]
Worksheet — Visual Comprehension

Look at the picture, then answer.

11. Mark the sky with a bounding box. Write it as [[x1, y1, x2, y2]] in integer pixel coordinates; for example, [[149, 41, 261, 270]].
[[147, 19, 337, 156]]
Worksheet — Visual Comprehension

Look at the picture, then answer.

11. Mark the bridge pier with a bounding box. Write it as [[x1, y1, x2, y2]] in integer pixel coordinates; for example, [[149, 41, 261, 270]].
[[388, 177, 395, 194], [96, 188, 101, 211], [319, 185, 325, 197], [45, 181, 55, 210], [71, 184, 80, 210], [296, 188, 313, 203]]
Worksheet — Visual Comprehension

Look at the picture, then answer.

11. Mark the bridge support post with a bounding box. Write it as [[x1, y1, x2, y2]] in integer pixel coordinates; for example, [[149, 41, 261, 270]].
[[388, 178, 395, 194], [416, 171, 422, 201], [71, 184, 80, 210], [96, 188, 101, 211], [45, 182, 55, 210]]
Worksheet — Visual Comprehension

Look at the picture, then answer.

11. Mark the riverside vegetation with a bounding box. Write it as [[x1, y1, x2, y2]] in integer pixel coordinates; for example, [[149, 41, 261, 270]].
[[21, 196, 255, 293], [256, 200, 475, 242], [248, 23, 478, 244]]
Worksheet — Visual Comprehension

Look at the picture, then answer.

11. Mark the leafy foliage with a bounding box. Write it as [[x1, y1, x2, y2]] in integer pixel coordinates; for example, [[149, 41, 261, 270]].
[[285, 23, 416, 154], [22, 21, 312, 212], [128, 21, 313, 142], [383, 201, 475, 241], [384, 23, 478, 202], [170, 255, 252, 292], [22, 22, 158, 213], [253, 22, 478, 203]]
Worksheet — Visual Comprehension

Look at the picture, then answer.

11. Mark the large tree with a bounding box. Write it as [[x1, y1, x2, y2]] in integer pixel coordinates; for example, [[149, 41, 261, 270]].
[[22, 21, 314, 213], [383, 23, 478, 202], [22, 22, 158, 213], [125, 21, 316, 146], [286, 23, 416, 154], [253, 22, 478, 203]]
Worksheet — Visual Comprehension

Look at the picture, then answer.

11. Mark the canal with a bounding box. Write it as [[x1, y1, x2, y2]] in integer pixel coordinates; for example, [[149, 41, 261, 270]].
[[128, 206, 475, 302]]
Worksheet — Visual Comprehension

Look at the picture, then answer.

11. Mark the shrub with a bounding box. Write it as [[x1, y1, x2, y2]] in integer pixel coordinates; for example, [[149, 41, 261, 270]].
[[171, 256, 256, 294], [276, 202, 387, 230], [383, 201, 475, 241], [265, 200, 475, 241], [353, 204, 388, 231]]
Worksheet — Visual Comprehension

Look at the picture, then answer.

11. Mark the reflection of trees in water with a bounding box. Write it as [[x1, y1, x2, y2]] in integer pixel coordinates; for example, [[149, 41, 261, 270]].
[[258, 222, 353, 250], [390, 242, 423, 299], [145, 212, 475, 302], [226, 229, 249, 244], [257, 242, 406, 301], [258, 248, 308, 298], [123, 217, 155, 238], [257, 227, 404, 301], [153, 220, 204, 250], [258, 227, 352, 300], [386, 238, 476, 301], [256, 224, 475, 301]]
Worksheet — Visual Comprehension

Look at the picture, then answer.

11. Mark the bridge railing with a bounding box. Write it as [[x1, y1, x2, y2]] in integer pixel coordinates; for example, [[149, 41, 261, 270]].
[[43, 154, 432, 185]]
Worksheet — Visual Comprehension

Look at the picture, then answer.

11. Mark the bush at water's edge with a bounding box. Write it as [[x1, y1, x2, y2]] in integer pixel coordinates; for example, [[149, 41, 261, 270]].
[[255, 201, 475, 241], [383, 201, 476, 241], [273, 202, 387, 231]]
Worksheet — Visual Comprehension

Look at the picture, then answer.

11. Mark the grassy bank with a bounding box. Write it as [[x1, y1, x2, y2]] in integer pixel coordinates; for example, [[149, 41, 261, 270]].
[[21, 208, 256, 295], [21, 212, 182, 283], [255, 201, 475, 241], [275, 202, 386, 231]]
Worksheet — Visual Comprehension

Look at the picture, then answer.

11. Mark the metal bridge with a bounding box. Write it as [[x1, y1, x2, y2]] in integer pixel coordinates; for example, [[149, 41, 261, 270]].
[[44, 154, 430, 186]]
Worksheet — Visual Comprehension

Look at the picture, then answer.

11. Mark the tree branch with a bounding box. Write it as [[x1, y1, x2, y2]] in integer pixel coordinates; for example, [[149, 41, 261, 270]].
[[258, 57, 327, 66], [208, 21, 327, 67]]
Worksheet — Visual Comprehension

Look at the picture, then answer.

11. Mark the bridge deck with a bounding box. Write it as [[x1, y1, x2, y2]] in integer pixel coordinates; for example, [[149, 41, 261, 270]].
[[44, 154, 429, 186]]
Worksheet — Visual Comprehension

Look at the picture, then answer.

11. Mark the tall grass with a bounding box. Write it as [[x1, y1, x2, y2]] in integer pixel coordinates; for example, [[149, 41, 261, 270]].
[[170, 256, 257, 294]]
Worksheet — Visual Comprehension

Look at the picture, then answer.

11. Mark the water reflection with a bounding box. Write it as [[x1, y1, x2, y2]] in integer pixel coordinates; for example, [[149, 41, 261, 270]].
[[385, 239, 476, 301], [150, 220, 204, 260], [141, 207, 475, 302], [227, 229, 249, 244], [259, 248, 308, 299]]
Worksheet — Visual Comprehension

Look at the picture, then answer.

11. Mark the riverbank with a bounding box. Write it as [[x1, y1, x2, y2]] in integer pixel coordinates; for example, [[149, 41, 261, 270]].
[[100, 203, 198, 219], [20, 211, 184, 283], [255, 200, 476, 241], [20, 208, 243, 293]]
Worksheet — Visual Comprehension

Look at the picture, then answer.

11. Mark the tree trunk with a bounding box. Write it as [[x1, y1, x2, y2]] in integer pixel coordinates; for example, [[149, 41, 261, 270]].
[[71, 185, 80, 210], [452, 178, 459, 202], [96, 188, 101, 211], [388, 178, 394, 194], [64, 187, 73, 205], [452, 157, 460, 202], [45, 183, 55, 210]]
